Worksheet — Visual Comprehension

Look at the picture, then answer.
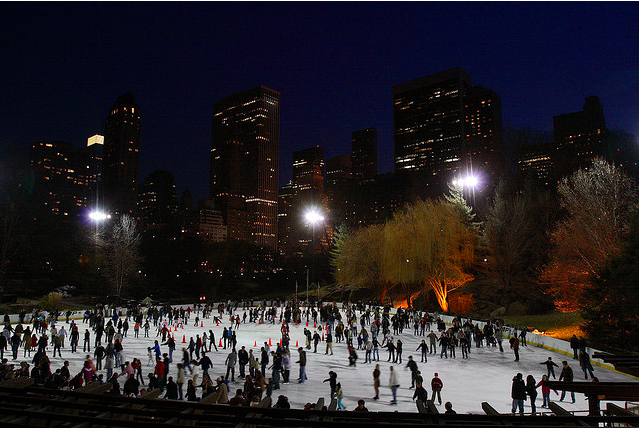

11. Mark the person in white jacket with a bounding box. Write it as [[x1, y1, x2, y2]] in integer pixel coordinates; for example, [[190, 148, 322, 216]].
[[176, 363, 186, 400], [389, 365, 400, 405]]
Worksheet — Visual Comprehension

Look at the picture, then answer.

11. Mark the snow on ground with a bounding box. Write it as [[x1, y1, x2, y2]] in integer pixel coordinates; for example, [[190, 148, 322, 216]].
[[6, 306, 636, 415]]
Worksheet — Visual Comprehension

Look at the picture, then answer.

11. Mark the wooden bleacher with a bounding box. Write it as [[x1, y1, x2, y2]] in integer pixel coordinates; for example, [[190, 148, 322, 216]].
[[0, 377, 638, 427]]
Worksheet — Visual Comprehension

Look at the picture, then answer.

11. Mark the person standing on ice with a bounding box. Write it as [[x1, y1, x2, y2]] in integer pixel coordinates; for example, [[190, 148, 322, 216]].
[[558, 361, 576, 403], [389, 365, 400, 405], [296, 347, 307, 383], [431, 372, 443, 405], [312, 331, 321, 353], [416, 339, 428, 362], [373, 364, 381, 400], [427, 330, 438, 355], [511, 372, 526, 415], [406, 355, 419, 388]]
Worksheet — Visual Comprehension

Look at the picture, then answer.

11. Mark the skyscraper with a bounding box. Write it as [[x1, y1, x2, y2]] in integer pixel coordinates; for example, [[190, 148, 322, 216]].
[[325, 154, 352, 225], [351, 128, 377, 183], [137, 170, 178, 231], [30, 141, 91, 218], [210, 85, 280, 251], [292, 146, 325, 207], [393, 67, 504, 196], [553, 96, 607, 176], [102, 92, 142, 217], [85, 134, 104, 208]]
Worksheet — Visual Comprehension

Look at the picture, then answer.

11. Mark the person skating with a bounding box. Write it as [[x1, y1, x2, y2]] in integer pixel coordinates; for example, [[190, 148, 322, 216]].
[[541, 357, 559, 379], [431, 372, 443, 405], [427, 330, 438, 355], [238, 346, 249, 378], [509, 336, 520, 362], [406, 355, 419, 388], [389, 365, 400, 405], [416, 339, 428, 363], [559, 361, 576, 403], [536, 374, 558, 408], [323, 370, 337, 399], [526, 374, 538, 414], [225, 348, 237, 382], [335, 382, 346, 410], [511, 373, 526, 415], [412, 381, 428, 404], [579, 350, 596, 380], [570, 334, 579, 359], [373, 364, 380, 400]]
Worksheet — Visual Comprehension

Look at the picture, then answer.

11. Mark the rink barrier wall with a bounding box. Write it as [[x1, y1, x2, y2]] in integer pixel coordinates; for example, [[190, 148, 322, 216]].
[[4, 302, 637, 380]]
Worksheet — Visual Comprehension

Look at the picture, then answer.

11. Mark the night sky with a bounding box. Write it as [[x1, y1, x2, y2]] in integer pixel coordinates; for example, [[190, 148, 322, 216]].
[[2, 2, 638, 202]]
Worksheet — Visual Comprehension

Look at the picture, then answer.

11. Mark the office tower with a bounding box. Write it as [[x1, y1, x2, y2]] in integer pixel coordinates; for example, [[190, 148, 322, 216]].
[[210, 85, 279, 251], [393, 67, 504, 196], [464, 86, 504, 185], [517, 142, 555, 186], [30, 141, 90, 218], [85, 134, 104, 208], [293, 146, 325, 207], [182, 199, 227, 243], [325, 154, 352, 224], [351, 128, 377, 183], [553, 96, 608, 176], [103, 92, 142, 217], [137, 170, 178, 231], [277, 180, 298, 258]]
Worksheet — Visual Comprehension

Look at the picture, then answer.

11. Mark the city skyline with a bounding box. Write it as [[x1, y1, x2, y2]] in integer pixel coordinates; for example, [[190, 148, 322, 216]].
[[1, 2, 638, 202]]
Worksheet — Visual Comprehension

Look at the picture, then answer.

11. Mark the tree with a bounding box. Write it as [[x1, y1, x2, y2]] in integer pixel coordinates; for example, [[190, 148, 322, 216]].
[[541, 158, 638, 311], [484, 178, 557, 292], [580, 211, 639, 352], [106, 215, 142, 297]]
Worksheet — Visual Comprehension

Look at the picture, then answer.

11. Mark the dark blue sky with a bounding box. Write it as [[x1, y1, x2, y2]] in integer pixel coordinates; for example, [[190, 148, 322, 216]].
[[2, 2, 638, 201]]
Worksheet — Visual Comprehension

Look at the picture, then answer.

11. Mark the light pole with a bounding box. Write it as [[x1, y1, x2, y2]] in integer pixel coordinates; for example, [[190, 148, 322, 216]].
[[304, 208, 324, 305]]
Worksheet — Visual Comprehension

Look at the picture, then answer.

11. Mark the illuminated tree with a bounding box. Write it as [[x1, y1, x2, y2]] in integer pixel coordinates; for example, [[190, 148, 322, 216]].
[[581, 211, 639, 351], [106, 215, 142, 297], [541, 158, 638, 311]]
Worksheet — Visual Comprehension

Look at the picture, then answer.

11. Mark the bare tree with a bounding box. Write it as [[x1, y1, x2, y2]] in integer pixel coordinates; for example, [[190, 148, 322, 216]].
[[106, 215, 142, 297], [541, 158, 638, 311]]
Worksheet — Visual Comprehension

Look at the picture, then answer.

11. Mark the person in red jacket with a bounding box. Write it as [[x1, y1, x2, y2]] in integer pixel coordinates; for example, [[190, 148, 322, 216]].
[[535, 374, 559, 408], [431, 372, 443, 405], [154, 359, 166, 392]]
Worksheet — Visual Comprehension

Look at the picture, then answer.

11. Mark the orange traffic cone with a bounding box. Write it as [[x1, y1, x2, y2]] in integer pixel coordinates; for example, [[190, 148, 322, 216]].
[[201, 321, 204, 327], [296, 340, 299, 347], [269, 338, 272, 346], [182, 335, 186, 343], [169, 327, 171, 333], [254, 341, 257, 347], [280, 338, 282, 345], [219, 339, 223, 347], [259, 319, 262, 325], [181, 324, 184, 329], [306, 322, 308, 327], [172, 335, 175, 341], [314, 322, 316, 328], [216, 320, 219, 326], [175, 325, 177, 331]]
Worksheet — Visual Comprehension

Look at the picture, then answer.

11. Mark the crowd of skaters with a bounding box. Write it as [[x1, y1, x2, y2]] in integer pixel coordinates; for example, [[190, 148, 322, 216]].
[[0, 300, 597, 414]]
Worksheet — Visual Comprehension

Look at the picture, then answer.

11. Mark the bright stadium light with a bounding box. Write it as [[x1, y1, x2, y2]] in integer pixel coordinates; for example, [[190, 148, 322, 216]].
[[89, 211, 111, 221], [305, 209, 324, 225]]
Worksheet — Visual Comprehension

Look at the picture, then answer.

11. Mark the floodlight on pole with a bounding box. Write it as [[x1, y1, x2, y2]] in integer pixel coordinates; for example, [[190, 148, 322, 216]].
[[305, 209, 324, 225], [304, 208, 324, 306], [89, 211, 111, 222]]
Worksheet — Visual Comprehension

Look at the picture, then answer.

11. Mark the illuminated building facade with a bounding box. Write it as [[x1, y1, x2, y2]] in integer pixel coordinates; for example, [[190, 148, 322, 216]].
[[182, 199, 227, 243], [277, 180, 298, 258], [351, 128, 377, 183], [210, 85, 279, 252], [393, 67, 504, 196], [325, 154, 352, 225], [85, 134, 103, 207], [30, 141, 91, 217], [103, 92, 142, 217], [553, 96, 608, 175], [517, 142, 555, 186], [137, 170, 178, 231]]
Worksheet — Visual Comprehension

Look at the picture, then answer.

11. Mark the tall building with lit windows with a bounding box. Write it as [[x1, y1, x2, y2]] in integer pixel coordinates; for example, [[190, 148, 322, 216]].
[[553, 96, 608, 176], [292, 146, 325, 207], [103, 92, 142, 217], [393, 67, 504, 196], [351, 128, 377, 183], [209, 85, 279, 252]]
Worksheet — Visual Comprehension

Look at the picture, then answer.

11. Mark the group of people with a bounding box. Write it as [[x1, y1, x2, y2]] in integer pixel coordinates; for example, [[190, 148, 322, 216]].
[[0, 300, 603, 416]]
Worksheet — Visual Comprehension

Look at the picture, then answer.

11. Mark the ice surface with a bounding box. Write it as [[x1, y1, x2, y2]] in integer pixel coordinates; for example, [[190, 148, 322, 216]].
[[5, 306, 635, 415]]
